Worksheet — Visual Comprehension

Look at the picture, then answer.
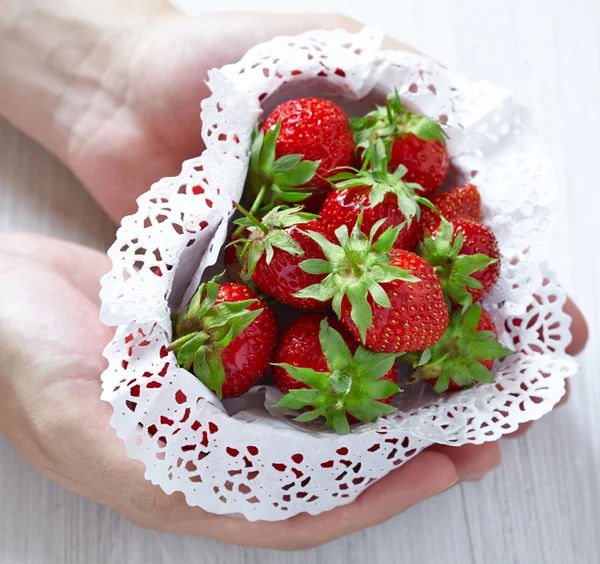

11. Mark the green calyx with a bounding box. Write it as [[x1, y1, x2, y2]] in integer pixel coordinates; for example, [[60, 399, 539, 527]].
[[406, 304, 513, 393], [244, 120, 321, 214], [232, 205, 317, 275], [273, 319, 401, 434], [169, 276, 263, 399], [350, 89, 447, 150], [329, 139, 433, 223], [417, 218, 498, 311], [294, 214, 420, 344]]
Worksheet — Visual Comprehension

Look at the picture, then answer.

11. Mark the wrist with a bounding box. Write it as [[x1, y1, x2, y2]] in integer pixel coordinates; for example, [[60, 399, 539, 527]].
[[0, 0, 178, 163]]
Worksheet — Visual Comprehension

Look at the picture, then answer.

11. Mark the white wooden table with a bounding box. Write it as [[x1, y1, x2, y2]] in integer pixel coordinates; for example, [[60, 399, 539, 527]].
[[1, 0, 598, 562]]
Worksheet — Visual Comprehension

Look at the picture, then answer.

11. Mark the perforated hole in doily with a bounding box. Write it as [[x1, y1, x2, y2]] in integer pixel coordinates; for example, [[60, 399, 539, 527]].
[[99, 28, 576, 521]]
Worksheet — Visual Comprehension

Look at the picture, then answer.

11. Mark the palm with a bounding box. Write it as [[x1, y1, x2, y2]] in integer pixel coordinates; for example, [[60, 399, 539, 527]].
[[2, 10, 586, 547], [65, 13, 349, 222], [0, 233, 509, 548]]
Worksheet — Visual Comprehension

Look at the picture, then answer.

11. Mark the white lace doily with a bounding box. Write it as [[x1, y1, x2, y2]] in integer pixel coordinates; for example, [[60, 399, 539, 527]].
[[99, 28, 577, 521]]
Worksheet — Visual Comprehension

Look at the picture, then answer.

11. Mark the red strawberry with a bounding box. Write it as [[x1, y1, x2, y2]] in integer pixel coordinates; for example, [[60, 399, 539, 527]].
[[273, 314, 355, 394], [389, 133, 449, 195], [351, 91, 449, 195], [418, 217, 501, 309], [231, 205, 334, 309], [170, 278, 277, 399], [263, 98, 354, 189], [246, 98, 355, 213], [272, 314, 400, 434], [294, 216, 449, 353], [320, 142, 427, 250], [410, 304, 512, 392], [418, 184, 482, 238]]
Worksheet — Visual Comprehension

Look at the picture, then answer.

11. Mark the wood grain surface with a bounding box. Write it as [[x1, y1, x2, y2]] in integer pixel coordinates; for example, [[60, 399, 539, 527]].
[[1, 0, 598, 562]]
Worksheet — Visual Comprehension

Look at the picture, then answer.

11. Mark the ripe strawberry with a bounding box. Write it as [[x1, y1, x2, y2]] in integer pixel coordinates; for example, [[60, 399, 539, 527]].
[[272, 315, 400, 434], [409, 304, 512, 392], [294, 216, 449, 352], [418, 218, 501, 309], [351, 91, 449, 195], [231, 205, 334, 309], [418, 184, 481, 238], [170, 278, 277, 399], [320, 141, 429, 250], [246, 98, 355, 213]]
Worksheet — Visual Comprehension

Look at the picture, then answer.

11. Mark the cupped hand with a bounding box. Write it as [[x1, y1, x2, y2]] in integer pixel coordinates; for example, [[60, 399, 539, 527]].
[[1, 6, 589, 549], [0, 233, 587, 549], [61, 9, 414, 222]]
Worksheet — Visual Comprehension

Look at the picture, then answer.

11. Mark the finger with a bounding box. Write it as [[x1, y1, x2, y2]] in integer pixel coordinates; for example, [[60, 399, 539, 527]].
[[557, 379, 571, 407], [427, 442, 501, 482], [564, 298, 588, 356], [201, 13, 418, 58], [0, 232, 110, 307], [504, 421, 534, 440], [506, 379, 569, 439], [151, 450, 457, 550]]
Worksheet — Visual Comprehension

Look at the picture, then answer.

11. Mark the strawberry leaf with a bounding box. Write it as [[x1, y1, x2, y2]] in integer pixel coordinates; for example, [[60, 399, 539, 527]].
[[412, 304, 513, 392], [331, 140, 430, 223], [259, 123, 279, 171], [365, 380, 401, 399], [245, 120, 321, 213], [272, 363, 329, 390], [347, 282, 371, 344], [270, 318, 400, 434], [170, 276, 267, 397], [327, 411, 351, 435], [202, 351, 227, 399], [419, 218, 498, 310], [294, 406, 328, 422], [295, 213, 421, 344], [299, 259, 333, 275], [270, 154, 303, 173], [273, 160, 320, 186], [319, 320, 353, 371], [405, 116, 447, 146]]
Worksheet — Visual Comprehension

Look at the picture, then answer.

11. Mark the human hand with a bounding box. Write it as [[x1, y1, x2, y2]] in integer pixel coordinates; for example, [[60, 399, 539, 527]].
[[0, 233, 587, 548], [0, 1, 589, 549], [1, 1, 411, 222]]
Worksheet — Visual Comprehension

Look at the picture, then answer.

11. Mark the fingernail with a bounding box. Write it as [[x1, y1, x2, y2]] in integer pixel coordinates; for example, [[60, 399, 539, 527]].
[[433, 477, 459, 496], [463, 472, 485, 482]]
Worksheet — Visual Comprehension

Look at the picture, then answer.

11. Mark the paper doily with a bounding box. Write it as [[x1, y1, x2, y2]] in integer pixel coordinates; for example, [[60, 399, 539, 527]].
[[99, 28, 576, 521]]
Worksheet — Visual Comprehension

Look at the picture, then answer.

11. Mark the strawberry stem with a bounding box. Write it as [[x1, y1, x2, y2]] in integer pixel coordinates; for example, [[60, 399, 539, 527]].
[[233, 185, 267, 238], [233, 201, 269, 234], [168, 331, 199, 352], [343, 246, 363, 277]]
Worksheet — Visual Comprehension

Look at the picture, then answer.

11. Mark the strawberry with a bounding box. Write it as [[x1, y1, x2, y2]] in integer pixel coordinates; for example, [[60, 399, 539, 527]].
[[351, 91, 449, 195], [247, 98, 355, 213], [418, 184, 482, 238], [409, 304, 512, 392], [294, 215, 449, 352], [418, 217, 500, 309], [169, 278, 277, 399], [231, 205, 334, 309], [272, 315, 400, 434], [320, 141, 429, 250]]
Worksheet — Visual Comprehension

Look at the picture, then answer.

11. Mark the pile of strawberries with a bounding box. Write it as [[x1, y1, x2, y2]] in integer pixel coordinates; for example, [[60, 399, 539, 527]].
[[169, 93, 512, 434]]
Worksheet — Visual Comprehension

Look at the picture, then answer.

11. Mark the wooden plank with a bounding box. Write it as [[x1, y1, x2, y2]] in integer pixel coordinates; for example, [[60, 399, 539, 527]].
[[1, 0, 598, 562]]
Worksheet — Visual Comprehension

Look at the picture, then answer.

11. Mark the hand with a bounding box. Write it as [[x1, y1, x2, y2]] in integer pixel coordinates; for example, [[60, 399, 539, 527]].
[[1, 2, 411, 222], [0, 2, 589, 549], [0, 233, 587, 548]]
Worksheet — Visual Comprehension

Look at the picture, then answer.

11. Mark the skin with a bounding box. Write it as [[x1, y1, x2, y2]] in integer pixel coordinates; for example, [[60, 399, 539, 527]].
[[0, 0, 589, 549]]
